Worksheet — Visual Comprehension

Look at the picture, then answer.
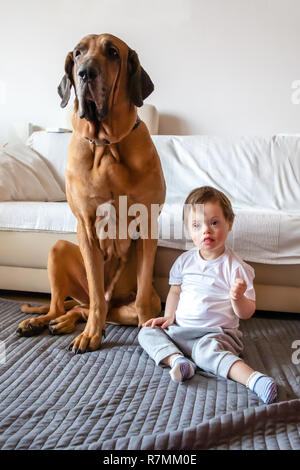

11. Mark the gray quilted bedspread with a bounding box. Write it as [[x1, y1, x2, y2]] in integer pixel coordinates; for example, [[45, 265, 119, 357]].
[[0, 298, 300, 450]]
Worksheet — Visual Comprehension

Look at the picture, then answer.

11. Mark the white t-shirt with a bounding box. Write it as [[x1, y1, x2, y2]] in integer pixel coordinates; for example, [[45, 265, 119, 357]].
[[169, 246, 256, 329]]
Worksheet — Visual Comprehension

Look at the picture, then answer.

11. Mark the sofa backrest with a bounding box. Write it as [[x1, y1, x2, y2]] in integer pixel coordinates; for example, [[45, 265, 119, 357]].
[[28, 131, 300, 213], [152, 134, 300, 213]]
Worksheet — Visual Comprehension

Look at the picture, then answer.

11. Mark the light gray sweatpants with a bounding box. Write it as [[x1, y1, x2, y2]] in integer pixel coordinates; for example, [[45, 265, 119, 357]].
[[138, 325, 244, 379]]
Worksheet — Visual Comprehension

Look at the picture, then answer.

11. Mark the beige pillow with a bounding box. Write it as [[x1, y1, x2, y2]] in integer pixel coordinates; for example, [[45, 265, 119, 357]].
[[0, 143, 66, 201]]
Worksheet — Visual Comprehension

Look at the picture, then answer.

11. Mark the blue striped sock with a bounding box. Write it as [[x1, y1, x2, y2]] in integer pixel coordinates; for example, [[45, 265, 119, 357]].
[[247, 372, 277, 404]]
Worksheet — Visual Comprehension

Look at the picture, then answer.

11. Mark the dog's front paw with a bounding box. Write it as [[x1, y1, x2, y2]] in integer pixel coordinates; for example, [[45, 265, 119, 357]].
[[68, 329, 105, 354], [49, 314, 78, 335]]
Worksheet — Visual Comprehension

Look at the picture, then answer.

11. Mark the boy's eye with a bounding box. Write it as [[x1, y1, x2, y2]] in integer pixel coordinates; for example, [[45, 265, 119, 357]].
[[192, 223, 201, 230], [212, 221, 218, 226]]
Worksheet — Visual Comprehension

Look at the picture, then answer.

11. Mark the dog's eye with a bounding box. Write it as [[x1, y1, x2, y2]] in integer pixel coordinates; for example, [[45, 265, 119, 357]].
[[74, 50, 81, 58], [107, 47, 119, 59]]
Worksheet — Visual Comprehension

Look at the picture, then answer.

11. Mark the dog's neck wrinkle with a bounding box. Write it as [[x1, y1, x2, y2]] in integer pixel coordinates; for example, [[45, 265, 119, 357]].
[[92, 145, 106, 169]]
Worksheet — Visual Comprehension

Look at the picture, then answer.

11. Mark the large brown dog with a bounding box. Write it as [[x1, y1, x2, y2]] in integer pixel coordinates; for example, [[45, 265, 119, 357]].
[[17, 34, 166, 353]]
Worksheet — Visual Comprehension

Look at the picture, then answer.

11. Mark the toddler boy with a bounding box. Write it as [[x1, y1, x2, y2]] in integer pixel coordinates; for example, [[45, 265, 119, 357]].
[[138, 186, 277, 404]]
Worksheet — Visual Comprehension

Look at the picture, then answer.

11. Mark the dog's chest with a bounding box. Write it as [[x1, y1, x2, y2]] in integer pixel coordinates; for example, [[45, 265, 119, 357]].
[[66, 146, 132, 213]]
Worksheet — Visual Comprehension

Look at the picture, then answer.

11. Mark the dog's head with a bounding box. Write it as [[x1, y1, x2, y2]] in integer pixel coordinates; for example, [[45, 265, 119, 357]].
[[58, 34, 154, 126]]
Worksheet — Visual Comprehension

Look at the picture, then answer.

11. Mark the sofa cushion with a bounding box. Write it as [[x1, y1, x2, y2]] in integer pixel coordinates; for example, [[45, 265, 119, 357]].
[[0, 201, 76, 232], [158, 205, 300, 264], [27, 131, 72, 193], [0, 143, 66, 202], [1, 201, 300, 265]]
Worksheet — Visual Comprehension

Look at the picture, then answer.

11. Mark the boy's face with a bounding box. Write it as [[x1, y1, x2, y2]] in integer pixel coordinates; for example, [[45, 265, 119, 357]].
[[187, 201, 233, 259]]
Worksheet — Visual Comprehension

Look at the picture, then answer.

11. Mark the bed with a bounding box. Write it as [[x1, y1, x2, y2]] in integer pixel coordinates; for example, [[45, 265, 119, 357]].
[[0, 298, 300, 450]]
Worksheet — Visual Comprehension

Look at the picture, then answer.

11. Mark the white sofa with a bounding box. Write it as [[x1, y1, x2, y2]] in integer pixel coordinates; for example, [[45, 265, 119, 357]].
[[1, 107, 300, 313]]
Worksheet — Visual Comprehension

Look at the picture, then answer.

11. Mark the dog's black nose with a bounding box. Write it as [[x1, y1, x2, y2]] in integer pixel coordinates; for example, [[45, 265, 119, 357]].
[[78, 63, 99, 82]]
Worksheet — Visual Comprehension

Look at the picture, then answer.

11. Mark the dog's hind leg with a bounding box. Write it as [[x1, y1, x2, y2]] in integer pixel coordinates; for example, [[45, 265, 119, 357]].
[[107, 286, 161, 326], [17, 240, 90, 337], [21, 299, 79, 315], [107, 299, 138, 325]]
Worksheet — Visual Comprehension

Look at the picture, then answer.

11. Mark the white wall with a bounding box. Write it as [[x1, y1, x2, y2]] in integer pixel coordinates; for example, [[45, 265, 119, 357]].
[[1, 0, 300, 143]]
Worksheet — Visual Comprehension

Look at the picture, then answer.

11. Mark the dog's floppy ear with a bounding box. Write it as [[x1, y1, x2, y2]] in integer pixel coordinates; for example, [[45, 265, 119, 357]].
[[57, 52, 74, 108], [127, 49, 154, 107]]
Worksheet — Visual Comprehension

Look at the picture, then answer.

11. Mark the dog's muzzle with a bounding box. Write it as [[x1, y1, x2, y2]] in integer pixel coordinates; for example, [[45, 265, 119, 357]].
[[77, 61, 108, 122], [78, 63, 99, 82]]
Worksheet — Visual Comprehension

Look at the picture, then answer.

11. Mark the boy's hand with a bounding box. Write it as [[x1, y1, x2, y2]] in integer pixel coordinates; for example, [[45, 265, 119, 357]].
[[142, 316, 174, 329], [230, 278, 247, 301]]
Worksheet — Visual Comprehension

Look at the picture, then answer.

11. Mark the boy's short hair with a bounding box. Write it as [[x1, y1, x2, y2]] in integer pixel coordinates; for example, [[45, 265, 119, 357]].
[[184, 186, 235, 224]]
